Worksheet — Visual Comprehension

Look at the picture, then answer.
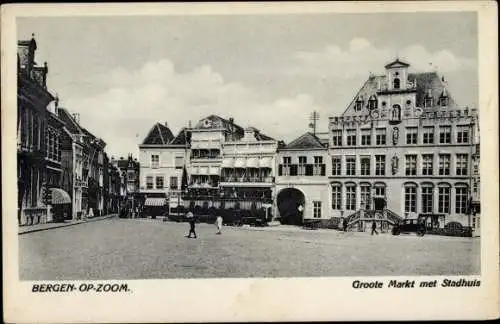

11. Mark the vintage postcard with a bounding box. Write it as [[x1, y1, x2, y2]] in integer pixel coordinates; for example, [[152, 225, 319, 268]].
[[2, 1, 498, 322]]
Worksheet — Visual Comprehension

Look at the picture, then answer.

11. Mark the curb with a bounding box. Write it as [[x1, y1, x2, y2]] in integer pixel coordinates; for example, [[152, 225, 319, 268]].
[[18, 214, 117, 235]]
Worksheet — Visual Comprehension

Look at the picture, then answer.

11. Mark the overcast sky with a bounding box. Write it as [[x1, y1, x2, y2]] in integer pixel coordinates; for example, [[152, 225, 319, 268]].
[[18, 12, 478, 158]]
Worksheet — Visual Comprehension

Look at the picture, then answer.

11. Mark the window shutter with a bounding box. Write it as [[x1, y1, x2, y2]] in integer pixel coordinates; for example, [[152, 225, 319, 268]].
[[278, 165, 283, 176], [305, 164, 313, 176], [321, 164, 326, 176], [290, 164, 298, 176]]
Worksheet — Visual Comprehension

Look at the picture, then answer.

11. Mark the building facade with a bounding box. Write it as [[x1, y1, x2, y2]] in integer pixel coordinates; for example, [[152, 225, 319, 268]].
[[138, 122, 180, 216], [114, 154, 141, 215], [328, 58, 479, 231], [17, 35, 55, 225], [275, 133, 329, 224], [219, 127, 277, 220]]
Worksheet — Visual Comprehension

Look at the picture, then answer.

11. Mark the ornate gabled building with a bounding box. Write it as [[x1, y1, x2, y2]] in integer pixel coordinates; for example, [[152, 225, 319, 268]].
[[17, 34, 56, 225], [113, 154, 140, 215], [275, 132, 329, 224], [328, 58, 479, 233]]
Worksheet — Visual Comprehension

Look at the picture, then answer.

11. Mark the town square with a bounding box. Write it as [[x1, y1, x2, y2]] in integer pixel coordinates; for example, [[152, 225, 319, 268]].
[[20, 217, 479, 280], [15, 12, 481, 280]]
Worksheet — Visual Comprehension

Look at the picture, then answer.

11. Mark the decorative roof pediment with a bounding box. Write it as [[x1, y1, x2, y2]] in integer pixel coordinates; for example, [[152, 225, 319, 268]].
[[384, 58, 410, 69]]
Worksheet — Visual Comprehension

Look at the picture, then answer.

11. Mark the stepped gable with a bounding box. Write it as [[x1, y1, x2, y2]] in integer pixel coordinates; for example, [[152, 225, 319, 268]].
[[284, 132, 326, 150], [142, 122, 175, 145], [342, 71, 459, 117]]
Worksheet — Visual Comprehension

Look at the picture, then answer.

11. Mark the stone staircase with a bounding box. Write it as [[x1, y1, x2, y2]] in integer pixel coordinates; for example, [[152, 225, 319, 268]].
[[345, 209, 403, 232]]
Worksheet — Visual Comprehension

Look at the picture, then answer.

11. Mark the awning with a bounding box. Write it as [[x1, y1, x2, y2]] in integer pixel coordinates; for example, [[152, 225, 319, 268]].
[[259, 157, 273, 168], [221, 158, 234, 168], [144, 198, 167, 206], [234, 158, 246, 168], [246, 157, 259, 168], [50, 188, 72, 204]]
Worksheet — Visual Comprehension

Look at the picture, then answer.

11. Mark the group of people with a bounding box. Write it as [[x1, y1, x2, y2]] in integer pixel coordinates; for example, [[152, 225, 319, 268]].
[[185, 211, 223, 239]]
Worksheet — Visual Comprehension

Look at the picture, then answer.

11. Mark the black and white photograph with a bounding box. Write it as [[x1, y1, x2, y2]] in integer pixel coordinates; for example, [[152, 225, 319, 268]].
[[2, 2, 498, 322]]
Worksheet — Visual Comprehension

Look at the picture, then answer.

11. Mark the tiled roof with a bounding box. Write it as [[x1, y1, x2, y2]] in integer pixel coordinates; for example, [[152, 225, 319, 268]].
[[283, 132, 326, 150], [246, 127, 275, 141], [170, 127, 190, 145], [57, 108, 83, 134], [342, 71, 459, 117], [142, 122, 175, 145]]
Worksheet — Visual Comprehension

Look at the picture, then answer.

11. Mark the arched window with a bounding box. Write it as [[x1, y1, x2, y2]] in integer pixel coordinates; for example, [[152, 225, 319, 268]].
[[438, 183, 451, 214], [393, 78, 400, 89], [421, 183, 434, 214], [403, 182, 418, 214], [331, 182, 342, 210], [392, 105, 401, 121]]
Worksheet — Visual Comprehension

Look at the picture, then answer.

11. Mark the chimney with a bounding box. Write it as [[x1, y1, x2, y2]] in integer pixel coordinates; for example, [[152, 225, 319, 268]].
[[164, 121, 168, 128]]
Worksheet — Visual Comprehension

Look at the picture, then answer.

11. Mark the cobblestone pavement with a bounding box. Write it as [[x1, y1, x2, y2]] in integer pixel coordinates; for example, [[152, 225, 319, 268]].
[[19, 218, 480, 280], [18, 214, 117, 234]]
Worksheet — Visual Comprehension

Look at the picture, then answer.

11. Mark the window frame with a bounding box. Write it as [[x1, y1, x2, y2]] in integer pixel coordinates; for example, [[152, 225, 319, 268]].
[[405, 154, 417, 176]]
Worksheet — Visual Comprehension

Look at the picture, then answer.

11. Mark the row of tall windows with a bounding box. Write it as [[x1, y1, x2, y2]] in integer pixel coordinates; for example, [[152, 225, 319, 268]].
[[331, 183, 386, 210], [404, 183, 469, 214], [405, 154, 468, 176], [331, 155, 386, 176], [146, 176, 178, 190], [280, 156, 326, 176], [331, 125, 470, 147]]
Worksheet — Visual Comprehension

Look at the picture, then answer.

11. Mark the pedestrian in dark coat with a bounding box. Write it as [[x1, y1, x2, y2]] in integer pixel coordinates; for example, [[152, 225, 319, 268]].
[[371, 220, 378, 235], [186, 211, 197, 238]]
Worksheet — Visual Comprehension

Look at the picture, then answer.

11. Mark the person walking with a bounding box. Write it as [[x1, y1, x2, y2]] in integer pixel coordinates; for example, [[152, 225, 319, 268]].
[[371, 220, 378, 235], [216, 214, 223, 235], [186, 211, 197, 239]]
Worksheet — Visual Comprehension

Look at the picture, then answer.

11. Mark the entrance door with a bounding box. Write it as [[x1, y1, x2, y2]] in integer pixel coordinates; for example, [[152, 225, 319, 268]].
[[277, 188, 305, 225]]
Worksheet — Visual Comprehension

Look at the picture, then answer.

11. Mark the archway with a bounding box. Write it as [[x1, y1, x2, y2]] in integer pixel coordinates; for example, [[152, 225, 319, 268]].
[[277, 188, 305, 225]]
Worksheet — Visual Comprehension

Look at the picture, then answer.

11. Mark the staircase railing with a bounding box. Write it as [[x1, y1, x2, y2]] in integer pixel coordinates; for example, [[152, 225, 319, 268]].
[[345, 210, 361, 226], [386, 209, 403, 224]]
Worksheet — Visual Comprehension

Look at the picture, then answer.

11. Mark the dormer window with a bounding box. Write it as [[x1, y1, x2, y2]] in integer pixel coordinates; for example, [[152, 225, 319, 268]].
[[368, 96, 378, 110], [424, 98, 433, 108], [355, 98, 364, 111], [439, 89, 449, 107], [393, 78, 400, 89], [439, 96, 449, 107]]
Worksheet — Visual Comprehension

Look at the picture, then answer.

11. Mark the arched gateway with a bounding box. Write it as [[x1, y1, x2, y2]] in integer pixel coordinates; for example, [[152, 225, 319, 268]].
[[277, 188, 305, 225]]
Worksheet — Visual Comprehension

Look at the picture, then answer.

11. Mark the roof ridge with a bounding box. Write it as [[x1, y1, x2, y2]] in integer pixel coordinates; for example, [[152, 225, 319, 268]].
[[156, 123, 165, 144]]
